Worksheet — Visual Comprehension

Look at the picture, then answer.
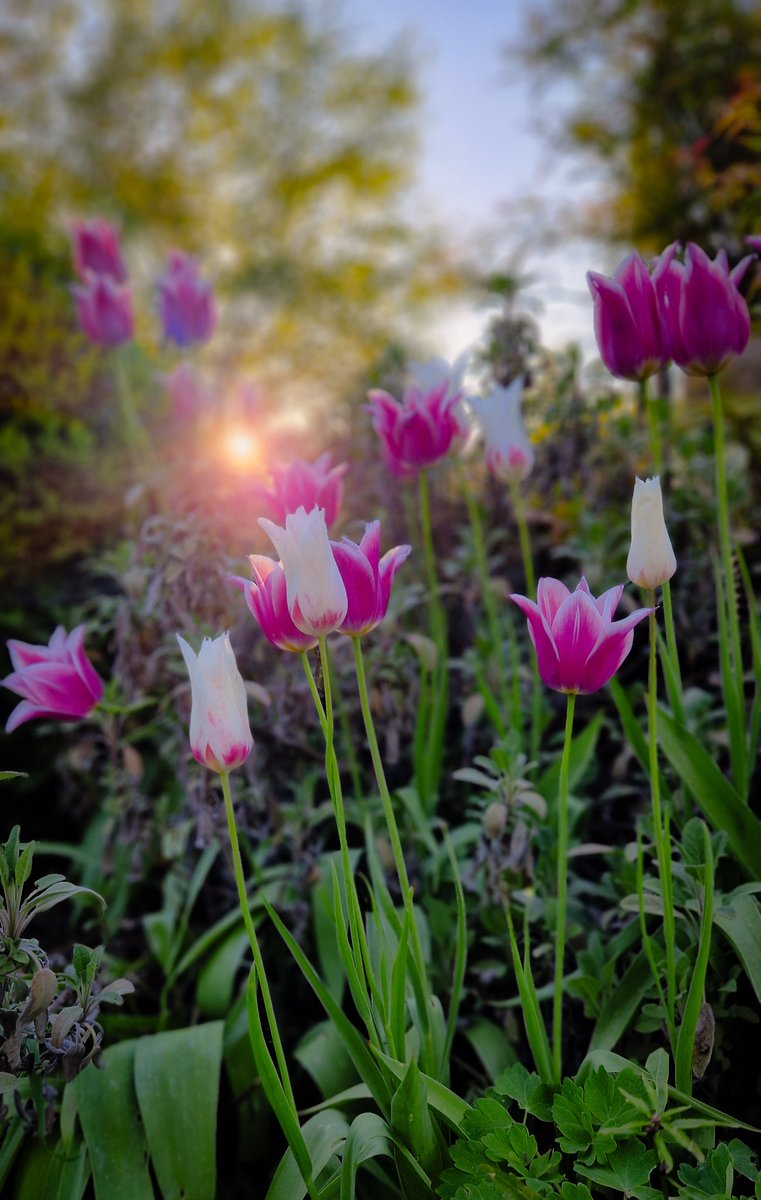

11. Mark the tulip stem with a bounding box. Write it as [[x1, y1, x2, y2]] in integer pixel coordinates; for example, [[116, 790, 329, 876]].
[[660, 579, 685, 723], [220, 770, 296, 1112], [641, 376, 664, 479], [510, 477, 542, 764], [459, 467, 519, 740], [646, 597, 677, 1049], [709, 372, 746, 793], [553, 690, 576, 1082], [417, 469, 449, 811]]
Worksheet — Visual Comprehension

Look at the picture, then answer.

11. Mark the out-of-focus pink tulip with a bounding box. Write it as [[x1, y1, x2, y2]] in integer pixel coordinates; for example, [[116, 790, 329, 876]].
[[72, 218, 128, 283], [257, 454, 348, 528], [511, 577, 652, 695], [745, 234, 761, 253], [468, 376, 534, 483], [655, 242, 753, 376], [331, 521, 411, 636], [259, 507, 348, 637], [158, 251, 217, 348], [232, 559, 318, 652], [2, 626, 104, 732], [587, 251, 670, 381], [160, 362, 210, 422], [177, 633, 252, 774], [367, 354, 468, 477], [73, 275, 134, 346]]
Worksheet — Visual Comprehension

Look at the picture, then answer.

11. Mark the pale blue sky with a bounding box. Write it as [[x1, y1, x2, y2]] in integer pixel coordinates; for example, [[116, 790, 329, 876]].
[[342, 0, 603, 358]]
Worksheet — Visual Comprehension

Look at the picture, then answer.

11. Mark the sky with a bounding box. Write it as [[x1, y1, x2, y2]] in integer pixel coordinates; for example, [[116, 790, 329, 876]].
[[341, 0, 605, 362]]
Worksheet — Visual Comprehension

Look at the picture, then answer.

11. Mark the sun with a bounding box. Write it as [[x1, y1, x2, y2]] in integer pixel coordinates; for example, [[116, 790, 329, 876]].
[[222, 427, 259, 469]]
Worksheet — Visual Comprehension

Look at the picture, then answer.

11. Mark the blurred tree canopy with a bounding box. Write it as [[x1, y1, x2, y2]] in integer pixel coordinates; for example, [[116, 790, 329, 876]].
[[517, 0, 761, 253]]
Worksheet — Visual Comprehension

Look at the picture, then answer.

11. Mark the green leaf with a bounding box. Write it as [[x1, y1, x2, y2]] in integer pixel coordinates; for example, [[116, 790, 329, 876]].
[[493, 1063, 553, 1122], [714, 891, 761, 1004], [576, 1141, 659, 1197], [658, 707, 761, 877], [76, 1041, 154, 1200], [338, 1113, 394, 1200], [370, 1046, 470, 1131], [0, 771, 27, 782], [461, 1018, 518, 1084], [265, 1109, 349, 1200], [678, 1143, 734, 1198], [390, 1059, 446, 1184], [294, 1020, 358, 1101], [9, 1137, 90, 1200], [133, 1022, 224, 1200], [195, 927, 249, 1017], [14, 841, 35, 889], [588, 952, 652, 1055], [675, 823, 714, 1094], [537, 712, 604, 802]]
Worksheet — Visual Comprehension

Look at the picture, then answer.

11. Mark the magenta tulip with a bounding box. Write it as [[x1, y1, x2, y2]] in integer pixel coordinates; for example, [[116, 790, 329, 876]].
[[368, 355, 467, 477], [2, 626, 104, 732], [511, 577, 652, 695], [177, 633, 253, 774], [232, 558, 318, 653], [258, 507, 348, 638], [587, 251, 670, 381], [73, 275, 134, 346], [257, 454, 348, 529], [160, 362, 210, 422], [158, 251, 217, 348], [72, 218, 128, 283], [332, 521, 411, 636], [655, 242, 753, 376]]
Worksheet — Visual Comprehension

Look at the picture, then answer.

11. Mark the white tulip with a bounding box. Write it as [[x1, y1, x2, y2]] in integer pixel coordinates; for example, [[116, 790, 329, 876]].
[[626, 476, 677, 589], [469, 376, 534, 483], [259, 506, 348, 637], [177, 633, 253, 773]]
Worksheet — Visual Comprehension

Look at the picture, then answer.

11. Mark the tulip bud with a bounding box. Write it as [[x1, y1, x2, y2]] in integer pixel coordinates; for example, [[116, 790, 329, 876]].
[[177, 633, 253, 774], [626, 476, 677, 590], [258, 507, 348, 637]]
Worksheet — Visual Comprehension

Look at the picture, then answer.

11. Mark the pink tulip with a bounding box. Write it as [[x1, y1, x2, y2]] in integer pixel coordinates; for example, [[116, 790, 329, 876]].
[[2, 626, 104, 732], [587, 251, 670, 381], [177, 633, 252, 773], [258, 507, 348, 638], [73, 275, 134, 346], [332, 521, 411, 636], [232, 558, 318, 652], [160, 362, 210, 422], [745, 234, 761, 253], [368, 355, 467, 477], [257, 454, 348, 528], [72, 218, 128, 283], [158, 251, 217, 348], [510, 577, 652, 695], [655, 242, 753, 376]]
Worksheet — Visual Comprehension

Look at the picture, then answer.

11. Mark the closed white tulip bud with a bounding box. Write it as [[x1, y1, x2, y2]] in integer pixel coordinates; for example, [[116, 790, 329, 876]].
[[468, 376, 535, 483], [626, 476, 677, 589], [177, 633, 253, 774], [259, 506, 348, 637]]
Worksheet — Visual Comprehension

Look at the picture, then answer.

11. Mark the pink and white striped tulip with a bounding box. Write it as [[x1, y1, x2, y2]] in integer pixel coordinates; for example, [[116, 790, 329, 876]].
[[259, 507, 348, 638], [2, 626, 104, 732], [257, 454, 348, 529], [332, 521, 411, 636], [177, 633, 253, 774], [468, 376, 534, 483], [232, 558, 318, 652], [367, 354, 468, 477], [72, 218, 128, 283], [511, 577, 652, 695]]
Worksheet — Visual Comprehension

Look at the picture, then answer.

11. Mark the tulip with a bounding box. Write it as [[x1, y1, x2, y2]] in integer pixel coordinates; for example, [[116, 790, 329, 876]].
[[72, 218, 128, 283], [511, 577, 652, 694], [587, 251, 671, 381], [258, 507, 348, 637], [745, 234, 761, 254], [626, 476, 677, 590], [158, 251, 217, 348], [160, 362, 209, 422], [655, 242, 753, 376], [331, 521, 411, 636], [367, 353, 468, 477], [73, 275, 134, 346], [232, 558, 318, 652], [2, 626, 104, 733], [468, 376, 534, 482], [177, 633, 252, 773], [257, 454, 348, 529]]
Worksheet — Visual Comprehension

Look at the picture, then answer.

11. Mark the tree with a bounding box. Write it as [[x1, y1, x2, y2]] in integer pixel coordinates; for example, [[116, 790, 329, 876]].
[[515, 0, 761, 253]]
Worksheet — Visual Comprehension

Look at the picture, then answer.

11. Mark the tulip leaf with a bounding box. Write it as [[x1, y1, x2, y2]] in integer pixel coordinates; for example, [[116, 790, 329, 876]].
[[588, 951, 653, 1056], [714, 891, 761, 1004], [657, 707, 761, 878], [77, 1041, 154, 1200], [265, 1109, 349, 1200], [133, 1022, 224, 1200]]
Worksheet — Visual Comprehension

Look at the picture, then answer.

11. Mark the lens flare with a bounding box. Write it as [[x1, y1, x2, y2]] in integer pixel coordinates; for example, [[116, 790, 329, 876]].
[[223, 427, 258, 468]]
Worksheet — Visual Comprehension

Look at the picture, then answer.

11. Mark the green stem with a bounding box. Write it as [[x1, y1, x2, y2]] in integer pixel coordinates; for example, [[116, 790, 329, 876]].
[[220, 770, 296, 1112], [114, 346, 144, 454], [647, 598, 677, 1048], [641, 376, 664, 479], [510, 477, 542, 763], [417, 469, 449, 810], [553, 691, 576, 1081], [660, 579, 685, 723]]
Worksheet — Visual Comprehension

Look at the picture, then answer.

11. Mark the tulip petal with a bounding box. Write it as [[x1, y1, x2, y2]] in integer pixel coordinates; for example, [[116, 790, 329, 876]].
[[550, 591, 604, 691], [510, 594, 560, 688]]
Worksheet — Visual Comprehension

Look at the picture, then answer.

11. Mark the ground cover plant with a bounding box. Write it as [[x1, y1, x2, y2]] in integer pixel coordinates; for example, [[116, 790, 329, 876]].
[[1, 216, 761, 1200]]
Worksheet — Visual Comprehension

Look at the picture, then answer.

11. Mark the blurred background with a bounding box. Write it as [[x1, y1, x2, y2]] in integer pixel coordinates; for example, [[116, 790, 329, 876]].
[[1, 0, 761, 618]]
